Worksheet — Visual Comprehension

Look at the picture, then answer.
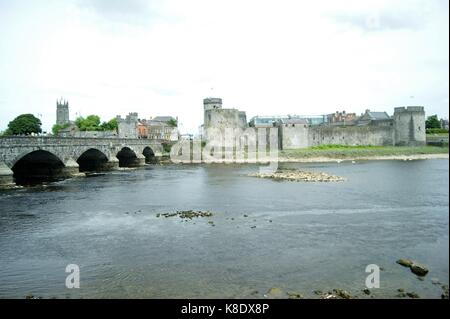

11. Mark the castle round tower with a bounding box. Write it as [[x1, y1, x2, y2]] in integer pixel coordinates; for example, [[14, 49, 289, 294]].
[[203, 97, 222, 111], [203, 98, 223, 127], [393, 106, 426, 146]]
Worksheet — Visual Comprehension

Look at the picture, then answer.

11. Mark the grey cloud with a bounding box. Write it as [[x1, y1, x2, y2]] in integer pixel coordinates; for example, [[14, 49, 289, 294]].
[[331, 1, 446, 32], [333, 12, 422, 32], [76, 0, 163, 25]]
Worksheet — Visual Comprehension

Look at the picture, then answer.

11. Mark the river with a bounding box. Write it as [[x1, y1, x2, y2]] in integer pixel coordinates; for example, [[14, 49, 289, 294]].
[[0, 159, 448, 298]]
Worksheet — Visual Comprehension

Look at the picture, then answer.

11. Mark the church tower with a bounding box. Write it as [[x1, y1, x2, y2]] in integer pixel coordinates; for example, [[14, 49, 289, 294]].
[[56, 98, 69, 125]]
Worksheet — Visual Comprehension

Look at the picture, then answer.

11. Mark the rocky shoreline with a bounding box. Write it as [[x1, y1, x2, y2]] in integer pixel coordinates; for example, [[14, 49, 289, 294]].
[[276, 153, 449, 163], [248, 169, 345, 182]]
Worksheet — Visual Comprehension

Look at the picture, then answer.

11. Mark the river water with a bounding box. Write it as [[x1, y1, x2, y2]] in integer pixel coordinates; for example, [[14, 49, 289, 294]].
[[0, 159, 448, 299]]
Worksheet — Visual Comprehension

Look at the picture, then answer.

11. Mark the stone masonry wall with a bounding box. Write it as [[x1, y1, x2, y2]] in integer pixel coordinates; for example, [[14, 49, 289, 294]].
[[280, 124, 395, 149]]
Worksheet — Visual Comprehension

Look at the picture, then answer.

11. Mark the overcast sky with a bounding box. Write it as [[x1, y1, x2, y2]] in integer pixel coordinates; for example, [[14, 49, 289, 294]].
[[0, 0, 448, 134]]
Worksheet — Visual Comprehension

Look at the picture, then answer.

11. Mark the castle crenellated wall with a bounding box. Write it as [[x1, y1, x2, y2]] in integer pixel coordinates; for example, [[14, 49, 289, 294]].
[[201, 98, 426, 150]]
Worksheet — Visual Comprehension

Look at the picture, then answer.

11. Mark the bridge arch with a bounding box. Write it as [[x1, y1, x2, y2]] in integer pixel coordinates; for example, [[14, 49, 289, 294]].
[[143, 146, 156, 164], [77, 148, 109, 172], [11, 150, 66, 185], [116, 147, 142, 167]]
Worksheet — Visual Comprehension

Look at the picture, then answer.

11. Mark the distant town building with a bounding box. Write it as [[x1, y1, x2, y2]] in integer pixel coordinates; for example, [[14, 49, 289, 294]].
[[327, 111, 357, 125], [248, 116, 280, 128], [440, 118, 449, 130], [147, 116, 179, 141], [137, 120, 149, 139], [356, 109, 391, 125], [249, 115, 325, 128]]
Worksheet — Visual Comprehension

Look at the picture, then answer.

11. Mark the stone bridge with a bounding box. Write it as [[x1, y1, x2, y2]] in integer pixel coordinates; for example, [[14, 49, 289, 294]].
[[0, 136, 165, 185]]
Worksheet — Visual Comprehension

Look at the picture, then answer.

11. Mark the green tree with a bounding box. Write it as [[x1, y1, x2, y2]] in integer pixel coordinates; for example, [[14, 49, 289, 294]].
[[7, 114, 42, 135], [167, 118, 178, 127], [426, 115, 441, 129], [100, 118, 118, 131], [75, 115, 101, 131], [52, 123, 71, 135]]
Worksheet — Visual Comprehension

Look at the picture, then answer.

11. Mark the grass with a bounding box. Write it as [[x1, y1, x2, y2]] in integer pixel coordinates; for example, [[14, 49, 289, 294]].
[[281, 144, 449, 159], [426, 132, 449, 137]]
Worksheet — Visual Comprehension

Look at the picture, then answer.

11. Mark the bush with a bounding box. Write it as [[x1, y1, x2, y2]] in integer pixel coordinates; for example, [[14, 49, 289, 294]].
[[426, 128, 449, 134], [162, 142, 173, 153]]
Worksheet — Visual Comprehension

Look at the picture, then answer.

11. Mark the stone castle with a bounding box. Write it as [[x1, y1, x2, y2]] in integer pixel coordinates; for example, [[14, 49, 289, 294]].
[[201, 97, 426, 149]]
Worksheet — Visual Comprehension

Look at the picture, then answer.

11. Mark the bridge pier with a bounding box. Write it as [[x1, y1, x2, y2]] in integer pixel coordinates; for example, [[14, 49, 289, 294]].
[[129, 154, 146, 167], [0, 162, 14, 186], [104, 156, 120, 171], [60, 158, 81, 178]]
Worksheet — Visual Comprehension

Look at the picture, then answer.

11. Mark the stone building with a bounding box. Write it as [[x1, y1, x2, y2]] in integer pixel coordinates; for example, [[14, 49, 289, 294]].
[[356, 109, 391, 125], [392, 106, 426, 146], [116, 112, 139, 139], [202, 97, 426, 151], [56, 98, 70, 125], [116, 113, 179, 141], [146, 117, 179, 141], [327, 111, 357, 125], [280, 106, 426, 149], [202, 97, 247, 148]]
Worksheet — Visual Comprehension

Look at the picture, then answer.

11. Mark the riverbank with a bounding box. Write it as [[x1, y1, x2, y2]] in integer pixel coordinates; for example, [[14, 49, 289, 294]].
[[162, 145, 449, 165], [278, 145, 449, 163]]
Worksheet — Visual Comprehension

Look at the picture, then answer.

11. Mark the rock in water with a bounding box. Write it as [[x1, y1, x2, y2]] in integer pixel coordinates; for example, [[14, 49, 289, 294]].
[[396, 259, 429, 277], [333, 289, 352, 299], [248, 170, 345, 182], [441, 285, 449, 299], [406, 292, 420, 299], [287, 292, 304, 299], [396, 259, 414, 267], [410, 264, 429, 277], [265, 287, 283, 299]]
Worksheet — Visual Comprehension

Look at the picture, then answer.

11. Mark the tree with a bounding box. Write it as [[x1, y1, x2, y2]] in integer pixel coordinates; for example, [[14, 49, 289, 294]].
[[75, 115, 101, 131], [52, 123, 71, 135], [167, 118, 178, 127], [7, 114, 42, 135], [100, 118, 118, 131], [426, 115, 441, 129]]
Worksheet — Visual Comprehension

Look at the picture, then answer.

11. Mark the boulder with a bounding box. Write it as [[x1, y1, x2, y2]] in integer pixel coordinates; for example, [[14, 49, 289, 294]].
[[287, 292, 304, 299], [441, 285, 449, 299], [406, 292, 420, 299], [396, 259, 414, 267], [333, 289, 352, 299], [265, 287, 283, 299], [410, 264, 429, 277]]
